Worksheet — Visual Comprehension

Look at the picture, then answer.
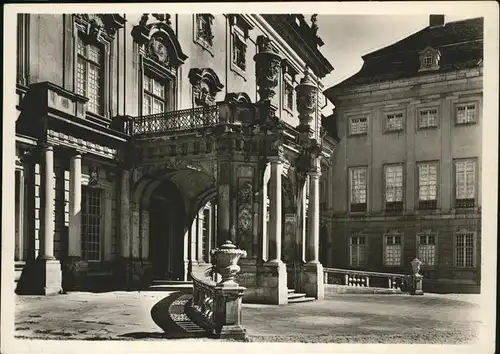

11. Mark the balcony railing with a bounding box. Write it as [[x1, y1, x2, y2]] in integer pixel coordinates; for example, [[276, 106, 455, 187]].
[[323, 267, 411, 291], [131, 105, 220, 135]]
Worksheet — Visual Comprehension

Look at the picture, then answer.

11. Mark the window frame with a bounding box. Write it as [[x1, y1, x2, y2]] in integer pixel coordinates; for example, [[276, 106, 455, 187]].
[[417, 106, 440, 130], [416, 161, 439, 210], [453, 158, 478, 209], [73, 22, 112, 122], [453, 230, 476, 268], [231, 27, 247, 78], [383, 232, 404, 267], [142, 73, 169, 116], [455, 102, 478, 125], [348, 116, 368, 136], [348, 166, 368, 213], [81, 185, 104, 262], [282, 75, 295, 114], [383, 111, 405, 133], [193, 14, 215, 56], [383, 163, 405, 212], [416, 230, 438, 268], [349, 234, 367, 267]]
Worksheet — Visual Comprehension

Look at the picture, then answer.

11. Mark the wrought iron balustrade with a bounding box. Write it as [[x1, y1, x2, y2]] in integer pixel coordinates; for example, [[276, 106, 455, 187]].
[[131, 105, 220, 135], [323, 267, 410, 291]]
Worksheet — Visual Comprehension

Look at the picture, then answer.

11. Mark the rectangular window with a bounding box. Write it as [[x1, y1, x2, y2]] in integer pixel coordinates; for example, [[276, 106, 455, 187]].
[[81, 186, 102, 262], [349, 167, 367, 212], [455, 232, 475, 268], [418, 162, 438, 209], [384, 165, 404, 211], [232, 33, 246, 72], [455, 159, 476, 208], [385, 112, 404, 132], [284, 80, 294, 111], [417, 233, 437, 266], [384, 234, 402, 266], [418, 108, 438, 128], [456, 103, 477, 124], [143, 74, 167, 115], [350, 235, 366, 266], [349, 117, 368, 136], [196, 14, 214, 47], [76, 34, 103, 115]]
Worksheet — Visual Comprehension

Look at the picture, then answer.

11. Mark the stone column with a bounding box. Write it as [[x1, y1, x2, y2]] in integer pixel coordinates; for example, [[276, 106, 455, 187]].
[[197, 208, 205, 262], [260, 164, 269, 262], [68, 153, 82, 258], [267, 156, 283, 265], [119, 169, 132, 287], [302, 156, 324, 300], [37, 144, 62, 295]]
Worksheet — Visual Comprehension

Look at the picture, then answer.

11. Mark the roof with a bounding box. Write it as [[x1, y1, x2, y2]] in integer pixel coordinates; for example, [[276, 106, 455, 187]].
[[326, 17, 483, 90]]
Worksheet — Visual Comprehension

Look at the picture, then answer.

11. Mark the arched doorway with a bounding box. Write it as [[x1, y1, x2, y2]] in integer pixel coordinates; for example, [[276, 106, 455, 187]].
[[148, 179, 186, 280]]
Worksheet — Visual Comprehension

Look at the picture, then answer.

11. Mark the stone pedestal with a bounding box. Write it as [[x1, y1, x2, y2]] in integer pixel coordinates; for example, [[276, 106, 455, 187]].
[[301, 261, 324, 300], [214, 286, 247, 341], [34, 259, 63, 295], [260, 260, 288, 305], [411, 274, 424, 295]]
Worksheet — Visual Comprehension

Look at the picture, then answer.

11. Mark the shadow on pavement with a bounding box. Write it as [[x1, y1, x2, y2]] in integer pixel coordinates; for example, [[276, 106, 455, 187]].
[[119, 290, 208, 340]]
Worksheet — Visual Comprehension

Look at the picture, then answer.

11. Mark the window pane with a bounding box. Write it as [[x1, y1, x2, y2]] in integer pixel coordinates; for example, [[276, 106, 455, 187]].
[[81, 187, 102, 262], [455, 160, 475, 199], [385, 165, 403, 202], [76, 57, 86, 96], [350, 167, 367, 204], [350, 118, 367, 135], [419, 163, 438, 201], [87, 63, 101, 114]]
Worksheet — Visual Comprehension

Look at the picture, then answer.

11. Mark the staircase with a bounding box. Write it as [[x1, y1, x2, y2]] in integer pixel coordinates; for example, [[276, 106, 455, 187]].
[[287, 288, 314, 304], [15, 261, 25, 283]]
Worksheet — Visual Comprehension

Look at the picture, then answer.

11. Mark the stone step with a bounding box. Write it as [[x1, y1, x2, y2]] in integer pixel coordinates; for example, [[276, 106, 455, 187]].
[[287, 292, 308, 300], [147, 284, 193, 291], [287, 296, 315, 304], [287, 288, 295, 294], [153, 279, 193, 285]]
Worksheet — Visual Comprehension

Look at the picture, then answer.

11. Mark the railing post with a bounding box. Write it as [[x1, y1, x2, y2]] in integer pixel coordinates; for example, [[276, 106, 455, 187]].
[[365, 276, 370, 288], [210, 241, 247, 340], [344, 274, 349, 286]]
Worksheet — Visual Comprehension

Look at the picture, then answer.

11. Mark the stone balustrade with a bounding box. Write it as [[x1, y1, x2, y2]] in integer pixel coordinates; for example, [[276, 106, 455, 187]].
[[188, 241, 247, 340], [324, 267, 411, 292]]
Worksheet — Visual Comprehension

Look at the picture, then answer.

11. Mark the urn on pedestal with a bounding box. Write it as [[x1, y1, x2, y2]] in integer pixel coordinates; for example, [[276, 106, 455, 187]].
[[410, 258, 424, 295], [210, 240, 247, 287]]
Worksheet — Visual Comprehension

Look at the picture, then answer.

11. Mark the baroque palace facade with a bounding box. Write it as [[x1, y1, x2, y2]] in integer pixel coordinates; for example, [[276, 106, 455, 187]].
[[14, 13, 337, 304], [324, 16, 483, 293]]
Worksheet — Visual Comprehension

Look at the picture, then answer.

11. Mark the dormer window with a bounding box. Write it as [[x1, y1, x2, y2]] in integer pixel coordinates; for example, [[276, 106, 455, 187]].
[[418, 47, 441, 72]]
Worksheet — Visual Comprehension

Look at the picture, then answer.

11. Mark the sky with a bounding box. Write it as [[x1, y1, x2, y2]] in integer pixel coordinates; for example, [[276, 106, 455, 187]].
[[313, 14, 472, 113]]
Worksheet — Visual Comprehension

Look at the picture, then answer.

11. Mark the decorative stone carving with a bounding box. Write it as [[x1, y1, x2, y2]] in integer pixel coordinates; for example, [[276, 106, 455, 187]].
[[189, 68, 224, 106], [88, 166, 99, 186], [210, 240, 247, 287], [295, 68, 318, 127], [411, 258, 422, 276], [132, 14, 188, 68], [75, 14, 125, 39], [253, 36, 282, 102], [224, 92, 252, 104]]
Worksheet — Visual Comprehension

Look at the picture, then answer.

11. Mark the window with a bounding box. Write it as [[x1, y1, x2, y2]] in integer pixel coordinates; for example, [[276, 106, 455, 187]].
[[418, 108, 438, 128], [456, 103, 477, 124], [418, 47, 440, 72], [384, 234, 402, 266], [76, 34, 104, 115], [143, 74, 167, 115], [350, 235, 366, 266], [384, 165, 404, 211], [455, 159, 476, 208], [232, 33, 246, 72], [418, 162, 438, 209], [455, 231, 475, 268], [284, 80, 294, 111], [349, 167, 367, 212], [385, 112, 404, 132], [423, 53, 433, 68], [81, 186, 102, 261], [417, 232, 437, 266], [195, 14, 214, 47], [349, 117, 368, 136]]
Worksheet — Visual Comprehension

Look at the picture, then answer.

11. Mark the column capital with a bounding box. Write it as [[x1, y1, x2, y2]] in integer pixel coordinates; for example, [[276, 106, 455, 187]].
[[40, 143, 54, 151]]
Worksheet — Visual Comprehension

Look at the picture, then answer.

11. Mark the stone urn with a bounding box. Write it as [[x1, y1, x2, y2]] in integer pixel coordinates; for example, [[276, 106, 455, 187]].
[[210, 240, 247, 287], [295, 69, 318, 126], [411, 258, 423, 276]]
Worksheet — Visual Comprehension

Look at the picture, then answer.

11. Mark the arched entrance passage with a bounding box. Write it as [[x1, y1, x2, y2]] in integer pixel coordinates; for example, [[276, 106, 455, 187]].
[[148, 179, 186, 280]]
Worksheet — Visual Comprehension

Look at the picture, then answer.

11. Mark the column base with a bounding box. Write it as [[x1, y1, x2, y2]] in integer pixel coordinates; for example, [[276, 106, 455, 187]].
[[256, 260, 288, 305], [16, 258, 62, 295], [301, 261, 324, 300], [218, 325, 247, 341]]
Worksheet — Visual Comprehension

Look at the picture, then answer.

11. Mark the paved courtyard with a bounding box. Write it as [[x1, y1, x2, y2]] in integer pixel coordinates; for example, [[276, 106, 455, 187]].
[[14, 290, 482, 344]]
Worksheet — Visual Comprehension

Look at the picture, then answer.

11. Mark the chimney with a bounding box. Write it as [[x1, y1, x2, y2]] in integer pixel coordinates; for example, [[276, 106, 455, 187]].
[[429, 14, 445, 28]]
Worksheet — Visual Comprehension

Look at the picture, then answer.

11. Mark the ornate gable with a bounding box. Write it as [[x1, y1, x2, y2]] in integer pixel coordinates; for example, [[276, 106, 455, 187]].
[[188, 68, 224, 106], [74, 14, 126, 42], [132, 13, 188, 73]]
